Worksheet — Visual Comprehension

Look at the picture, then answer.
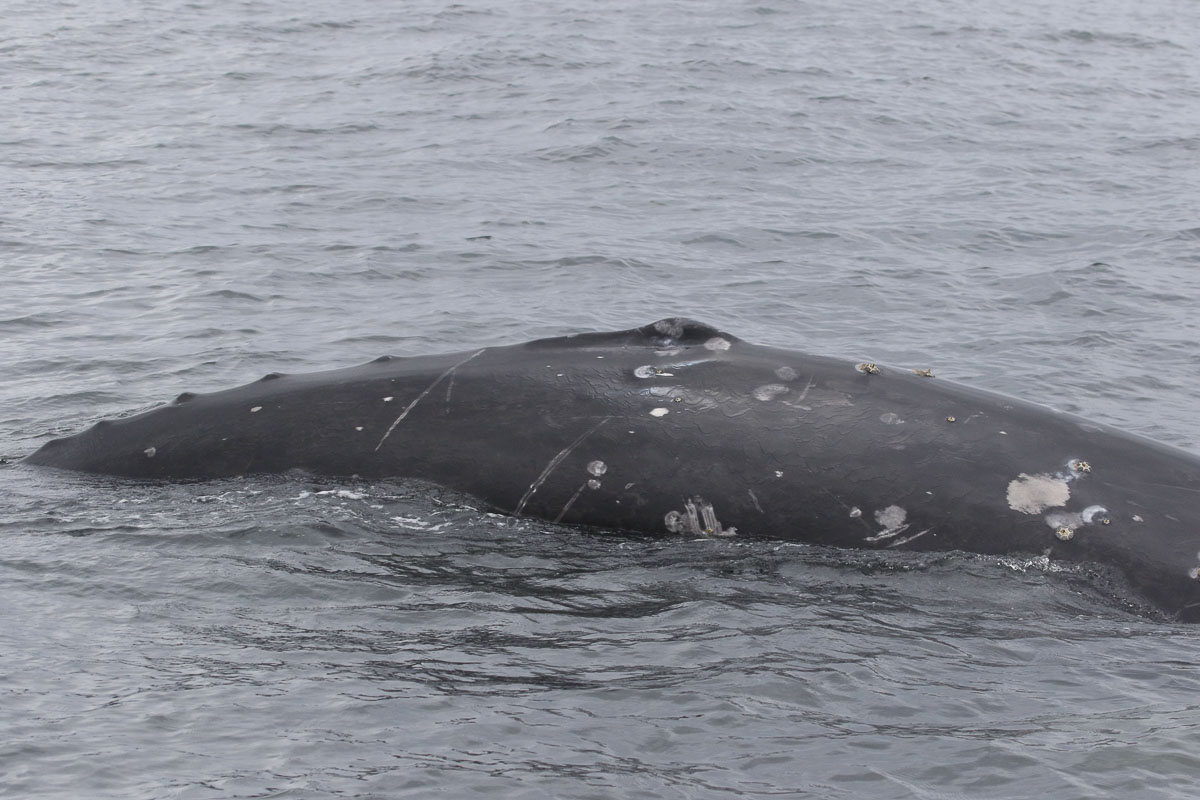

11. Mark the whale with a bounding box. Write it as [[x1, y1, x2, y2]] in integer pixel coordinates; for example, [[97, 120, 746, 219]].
[[25, 318, 1200, 622]]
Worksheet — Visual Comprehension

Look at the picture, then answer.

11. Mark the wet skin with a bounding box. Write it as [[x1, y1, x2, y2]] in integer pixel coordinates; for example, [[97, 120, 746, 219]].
[[25, 319, 1200, 621]]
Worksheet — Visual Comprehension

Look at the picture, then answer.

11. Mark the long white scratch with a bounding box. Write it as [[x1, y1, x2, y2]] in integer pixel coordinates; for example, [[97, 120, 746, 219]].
[[1138, 481, 1200, 496], [374, 349, 485, 451], [554, 481, 589, 523], [514, 417, 612, 516], [887, 528, 931, 548], [444, 372, 457, 415], [796, 374, 815, 403], [865, 525, 909, 543], [782, 375, 817, 411], [815, 481, 874, 533]]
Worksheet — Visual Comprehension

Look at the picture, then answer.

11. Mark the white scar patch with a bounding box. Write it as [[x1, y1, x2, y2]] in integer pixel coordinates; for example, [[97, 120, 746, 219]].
[[752, 384, 788, 401], [1006, 473, 1070, 514], [865, 505, 909, 543], [704, 337, 731, 352], [875, 505, 906, 529]]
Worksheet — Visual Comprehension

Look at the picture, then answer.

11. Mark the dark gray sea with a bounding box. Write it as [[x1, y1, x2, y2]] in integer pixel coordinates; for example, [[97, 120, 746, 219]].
[[3, 1, 1200, 797]]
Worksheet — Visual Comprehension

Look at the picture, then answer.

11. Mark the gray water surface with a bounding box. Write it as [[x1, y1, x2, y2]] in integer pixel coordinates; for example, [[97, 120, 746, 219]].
[[3, 0, 1200, 797]]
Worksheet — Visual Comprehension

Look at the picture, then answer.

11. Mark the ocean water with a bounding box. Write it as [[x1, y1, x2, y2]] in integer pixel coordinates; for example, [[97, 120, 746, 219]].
[[3, 0, 1200, 797]]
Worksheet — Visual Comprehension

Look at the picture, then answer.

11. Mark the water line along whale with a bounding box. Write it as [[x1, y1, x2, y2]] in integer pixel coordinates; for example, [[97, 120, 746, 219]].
[[25, 319, 1200, 621]]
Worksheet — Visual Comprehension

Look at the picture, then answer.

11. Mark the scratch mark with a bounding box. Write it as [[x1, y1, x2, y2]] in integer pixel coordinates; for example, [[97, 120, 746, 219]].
[[781, 374, 816, 411], [797, 375, 815, 403], [444, 373, 456, 415], [887, 528, 931, 548], [747, 489, 763, 513], [375, 349, 485, 451], [554, 481, 589, 523], [515, 416, 612, 516], [865, 525, 909, 543], [1138, 481, 1200, 496], [813, 480, 873, 533]]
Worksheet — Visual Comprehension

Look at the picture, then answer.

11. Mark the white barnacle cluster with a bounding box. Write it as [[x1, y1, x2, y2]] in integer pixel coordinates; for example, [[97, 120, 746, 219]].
[[664, 496, 737, 537]]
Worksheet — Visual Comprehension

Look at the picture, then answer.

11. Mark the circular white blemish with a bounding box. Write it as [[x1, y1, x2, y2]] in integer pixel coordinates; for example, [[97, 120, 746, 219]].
[[587, 460, 607, 477], [634, 366, 657, 378], [144, 447, 156, 458], [649, 407, 669, 417], [1189, 567, 1200, 580], [383, 396, 394, 402], [704, 337, 731, 352], [775, 366, 798, 382], [879, 412, 904, 425], [1081, 505, 1108, 524], [849, 507, 861, 518], [774, 470, 784, 478], [1132, 515, 1144, 523], [250, 406, 262, 413], [355, 426, 364, 431], [587, 479, 601, 490], [752, 384, 788, 402], [1006, 473, 1070, 514]]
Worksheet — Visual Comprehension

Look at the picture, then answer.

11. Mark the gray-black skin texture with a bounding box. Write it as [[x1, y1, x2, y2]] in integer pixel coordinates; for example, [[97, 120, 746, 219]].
[[26, 318, 1200, 622]]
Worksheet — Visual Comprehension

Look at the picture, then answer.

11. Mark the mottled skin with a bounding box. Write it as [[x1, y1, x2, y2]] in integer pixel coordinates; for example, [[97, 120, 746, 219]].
[[25, 319, 1200, 621]]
